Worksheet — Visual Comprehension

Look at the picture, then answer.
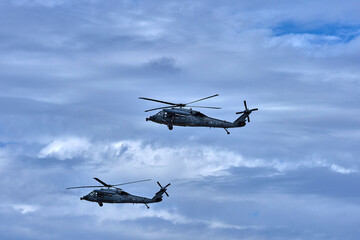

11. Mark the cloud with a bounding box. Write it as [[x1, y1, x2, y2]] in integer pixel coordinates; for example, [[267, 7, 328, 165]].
[[12, 204, 40, 214], [144, 56, 181, 73], [34, 197, 261, 234], [269, 33, 342, 48], [38, 137, 358, 180], [94, 206, 191, 225], [330, 164, 357, 174], [207, 220, 262, 231], [38, 137, 248, 178], [38, 137, 91, 160]]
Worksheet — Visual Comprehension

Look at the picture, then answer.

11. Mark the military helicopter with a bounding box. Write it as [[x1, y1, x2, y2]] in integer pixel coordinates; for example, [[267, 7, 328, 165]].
[[67, 178, 170, 209], [139, 94, 258, 134]]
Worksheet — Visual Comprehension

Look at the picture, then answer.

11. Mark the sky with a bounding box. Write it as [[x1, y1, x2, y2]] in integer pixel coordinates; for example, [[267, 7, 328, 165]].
[[0, 0, 360, 239]]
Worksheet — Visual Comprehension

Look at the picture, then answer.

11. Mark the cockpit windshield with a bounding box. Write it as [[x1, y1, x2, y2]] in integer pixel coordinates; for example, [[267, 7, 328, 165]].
[[194, 111, 206, 117]]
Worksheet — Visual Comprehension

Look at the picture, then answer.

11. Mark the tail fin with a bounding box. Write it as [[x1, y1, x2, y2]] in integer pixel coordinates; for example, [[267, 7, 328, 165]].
[[233, 100, 258, 126], [152, 182, 170, 202]]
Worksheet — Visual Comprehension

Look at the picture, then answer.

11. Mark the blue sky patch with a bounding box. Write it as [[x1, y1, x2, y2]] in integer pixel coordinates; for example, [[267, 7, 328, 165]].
[[273, 21, 360, 43]]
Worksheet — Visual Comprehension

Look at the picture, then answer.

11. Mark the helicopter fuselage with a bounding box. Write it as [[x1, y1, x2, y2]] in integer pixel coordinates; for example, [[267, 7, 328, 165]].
[[81, 189, 161, 204], [146, 108, 246, 129]]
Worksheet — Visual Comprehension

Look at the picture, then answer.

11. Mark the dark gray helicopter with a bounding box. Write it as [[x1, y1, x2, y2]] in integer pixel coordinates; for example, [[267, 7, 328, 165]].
[[67, 178, 170, 209], [139, 94, 258, 134]]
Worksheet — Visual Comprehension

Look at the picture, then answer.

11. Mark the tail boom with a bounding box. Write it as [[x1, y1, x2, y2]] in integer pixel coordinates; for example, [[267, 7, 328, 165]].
[[233, 114, 247, 127]]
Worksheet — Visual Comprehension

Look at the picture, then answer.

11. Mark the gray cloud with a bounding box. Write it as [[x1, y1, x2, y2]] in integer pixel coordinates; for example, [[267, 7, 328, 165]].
[[143, 56, 181, 73]]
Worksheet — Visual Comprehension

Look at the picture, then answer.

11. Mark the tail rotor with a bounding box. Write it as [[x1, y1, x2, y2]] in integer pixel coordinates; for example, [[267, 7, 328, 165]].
[[157, 181, 170, 197], [236, 100, 258, 122]]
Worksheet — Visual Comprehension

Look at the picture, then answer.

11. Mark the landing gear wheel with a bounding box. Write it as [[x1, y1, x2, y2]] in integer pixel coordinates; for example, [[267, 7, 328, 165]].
[[224, 128, 230, 134], [98, 202, 103, 207], [168, 125, 173, 130]]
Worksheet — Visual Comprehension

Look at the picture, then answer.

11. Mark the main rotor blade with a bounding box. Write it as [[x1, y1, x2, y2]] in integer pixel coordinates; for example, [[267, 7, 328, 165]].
[[187, 105, 221, 109], [186, 94, 219, 105], [145, 106, 175, 112], [67, 185, 104, 189], [164, 183, 171, 188], [93, 177, 111, 187], [250, 108, 258, 111], [157, 181, 163, 188], [112, 179, 152, 186], [139, 97, 177, 106]]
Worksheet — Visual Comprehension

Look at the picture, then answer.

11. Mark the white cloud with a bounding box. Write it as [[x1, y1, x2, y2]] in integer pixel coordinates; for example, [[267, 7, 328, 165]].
[[12, 204, 40, 214], [38, 137, 358, 179], [94, 206, 264, 232], [96, 206, 191, 225], [40, 198, 260, 232], [38, 137, 91, 160], [207, 220, 262, 230], [330, 164, 357, 174], [39, 138, 248, 178]]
